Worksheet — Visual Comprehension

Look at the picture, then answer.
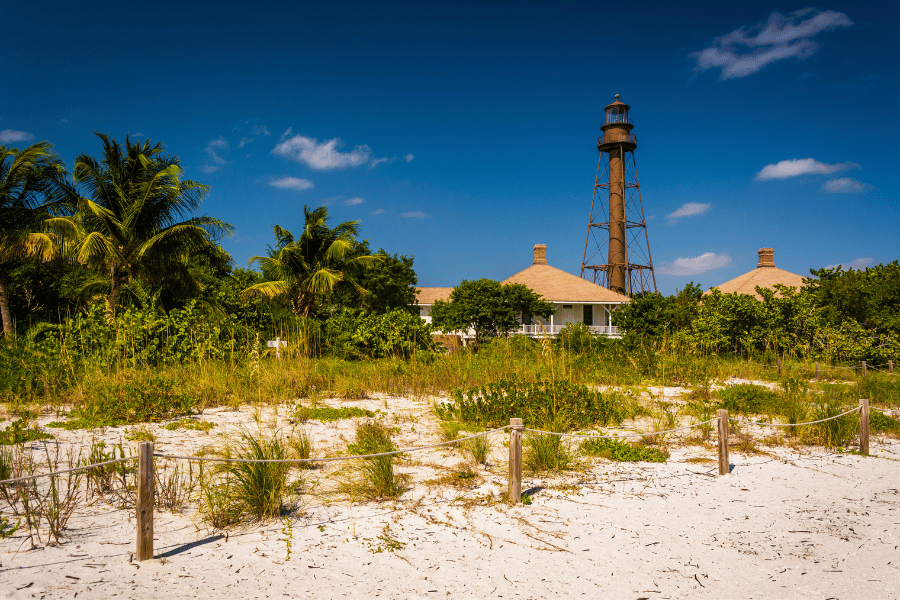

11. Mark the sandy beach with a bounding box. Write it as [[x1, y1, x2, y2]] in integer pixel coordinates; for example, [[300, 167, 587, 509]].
[[2, 390, 899, 600]]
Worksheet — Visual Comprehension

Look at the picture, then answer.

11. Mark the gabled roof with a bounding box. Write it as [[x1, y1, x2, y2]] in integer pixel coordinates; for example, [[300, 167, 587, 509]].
[[708, 248, 806, 300], [502, 264, 630, 303], [415, 287, 453, 305]]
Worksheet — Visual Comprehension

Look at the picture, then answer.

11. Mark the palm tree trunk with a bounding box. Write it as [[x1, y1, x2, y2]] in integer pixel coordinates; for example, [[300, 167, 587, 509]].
[[107, 267, 125, 323], [0, 274, 14, 338]]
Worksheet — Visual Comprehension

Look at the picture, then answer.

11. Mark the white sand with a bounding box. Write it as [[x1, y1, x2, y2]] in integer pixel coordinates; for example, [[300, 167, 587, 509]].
[[3, 391, 900, 599]]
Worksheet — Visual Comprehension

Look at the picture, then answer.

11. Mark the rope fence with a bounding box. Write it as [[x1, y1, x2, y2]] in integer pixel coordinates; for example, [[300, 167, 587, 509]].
[[743, 358, 895, 378], [0, 398, 894, 562]]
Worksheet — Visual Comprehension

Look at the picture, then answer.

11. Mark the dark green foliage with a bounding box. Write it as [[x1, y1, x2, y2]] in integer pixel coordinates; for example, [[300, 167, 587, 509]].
[[0, 419, 53, 445], [870, 411, 900, 435], [808, 262, 900, 335], [325, 308, 436, 359], [614, 283, 702, 340], [580, 437, 668, 462], [437, 379, 626, 429], [335, 242, 418, 314], [430, 279, 554, 341], [717, 384, 780, 415]]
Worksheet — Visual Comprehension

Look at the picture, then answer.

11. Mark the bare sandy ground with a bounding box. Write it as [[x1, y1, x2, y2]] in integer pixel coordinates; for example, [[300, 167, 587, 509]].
[[2, 389, 900, 600]]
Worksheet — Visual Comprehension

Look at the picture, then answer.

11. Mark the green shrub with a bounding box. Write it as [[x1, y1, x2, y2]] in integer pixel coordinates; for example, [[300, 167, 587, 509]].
[[809, 399, 858, 447], [580, 437, 667, 462], [346, 420, 408, 500], [870, 411, 900, 435], [524, 418, 576, 473], [326, 309, 436, 359], [464, 434, 491, 464], [63, 376, 199, 429], [718, 384, 779, 415], [292, 405, 374, 423], [438, 378, 626, 429], [0, 419, 54, 445]]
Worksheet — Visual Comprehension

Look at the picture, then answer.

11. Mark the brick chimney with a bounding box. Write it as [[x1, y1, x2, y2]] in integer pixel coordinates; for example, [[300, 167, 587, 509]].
[[758, 248, 775, 268], [533, 244, 547, 265]]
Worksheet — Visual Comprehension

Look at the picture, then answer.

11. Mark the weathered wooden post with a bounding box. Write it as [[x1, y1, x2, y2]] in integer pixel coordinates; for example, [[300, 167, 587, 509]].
[[859, 399, 869, 455], [508, 418, 523, 504], [862, 361, 867, 377], [890, 360, 894, 377], [777, 359, 782, 376], [136, 442, 154, 561], [717, 409, 730, 476]]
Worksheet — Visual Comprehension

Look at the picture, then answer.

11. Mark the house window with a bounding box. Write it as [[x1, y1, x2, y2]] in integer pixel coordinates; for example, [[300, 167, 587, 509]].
[[583, 305, 593, 326]]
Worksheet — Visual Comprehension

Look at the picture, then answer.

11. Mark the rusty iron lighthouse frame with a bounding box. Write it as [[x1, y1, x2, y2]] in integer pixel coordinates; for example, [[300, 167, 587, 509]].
[[580, 95, 656, 295]]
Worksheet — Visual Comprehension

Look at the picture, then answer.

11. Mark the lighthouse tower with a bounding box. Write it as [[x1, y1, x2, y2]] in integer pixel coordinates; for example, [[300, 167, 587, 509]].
[[580, 95, 656, 295]]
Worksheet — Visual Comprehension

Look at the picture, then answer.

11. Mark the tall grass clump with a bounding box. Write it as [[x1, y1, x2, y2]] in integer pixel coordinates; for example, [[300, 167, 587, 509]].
[[808, 397, 858, 447], [198, 429, 296, 527], [464, 434, 491, 465], [344, 420, 408, 501], [524, 418, 576, 473]]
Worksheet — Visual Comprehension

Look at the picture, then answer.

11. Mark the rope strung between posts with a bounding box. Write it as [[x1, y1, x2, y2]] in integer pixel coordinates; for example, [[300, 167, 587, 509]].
[[153, 426, 508, 464], [870, 405, 900, 416], [0, 456, 135, 486], [733, 405, 861, 428], [522, 418, 718, 440]]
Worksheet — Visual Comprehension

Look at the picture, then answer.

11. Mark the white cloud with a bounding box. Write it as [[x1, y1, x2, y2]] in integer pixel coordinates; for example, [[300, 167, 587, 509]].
[[269, 176, 314, 191], [401, 211, 426, 219], [825, 257, 874, 270], [279, 127, 292, 141], [692, 9, 852, 79], [657, 252, 732, 276], [404, 153, 414, 162], [372, 209, 385, 215], [201, 164, 221, 174], [667, 202, 710, 222], [271, 135, 371, 171], [238, 137, 254, 149], [369, 157, 390, 169], [344, 197, 363, 206], [822, 177, 869, 194], [205, 136, 229, 165], [755, 158, 859, 180], [252, 125, 271, 136], [0, 129, 35, 144]]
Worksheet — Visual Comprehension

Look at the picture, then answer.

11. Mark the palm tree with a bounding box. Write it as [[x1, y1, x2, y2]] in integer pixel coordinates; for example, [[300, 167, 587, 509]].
[[0, 141, 68, 337], [72, 133, 232, 321], [243, 206, 379, 317]]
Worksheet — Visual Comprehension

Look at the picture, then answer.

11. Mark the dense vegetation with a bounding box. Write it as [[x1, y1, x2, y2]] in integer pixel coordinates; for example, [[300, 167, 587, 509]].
[[0, 135, 897, 417]]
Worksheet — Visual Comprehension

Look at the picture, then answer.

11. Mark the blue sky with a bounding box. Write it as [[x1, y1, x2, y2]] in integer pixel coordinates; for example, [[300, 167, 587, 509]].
[[2, 0, 897, 294]]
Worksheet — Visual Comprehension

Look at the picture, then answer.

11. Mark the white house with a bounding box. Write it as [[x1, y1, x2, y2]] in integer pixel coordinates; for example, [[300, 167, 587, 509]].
[[416, 244, 630, 338]]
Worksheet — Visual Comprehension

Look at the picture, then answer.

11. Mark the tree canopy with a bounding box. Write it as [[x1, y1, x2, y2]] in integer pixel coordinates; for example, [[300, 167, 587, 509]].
[[430, 279, 555, 342]]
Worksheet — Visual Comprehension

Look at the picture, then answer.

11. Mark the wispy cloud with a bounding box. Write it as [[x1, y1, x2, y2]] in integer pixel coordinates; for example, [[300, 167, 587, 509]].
[[825, 257, 874, 270], [252, 125, 271, 136], [269, 176, 314, 191], [822, 177, 869, 194], [344, 197, 363, 206], [201, 165, 221, 174], [205, 136, 229, 165], [272, 135, 371, 171], [404, 153, 414, 162], [369, 157, 390, 169], [0, 129, 35, 144], [667, 202, 710, 223], [691, 9, 852, 79], [755, 158, 859, 180], [657, 252, 732, 276], [401, 211, 426, 219], [372, 208, 385, 215], [238, 137, 254, 149]]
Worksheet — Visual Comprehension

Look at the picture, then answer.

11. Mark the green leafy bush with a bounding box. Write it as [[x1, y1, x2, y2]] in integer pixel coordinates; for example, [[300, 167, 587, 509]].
[[292, 405, 374, 422], [438, 378, 626, 429], [63, 376, 199, 429], [580, 437, 667, 462], [869, 411, 900, 435], [0, 419, 54, 445], [717, 384, 779, 415], [326, 309, 436, 359]]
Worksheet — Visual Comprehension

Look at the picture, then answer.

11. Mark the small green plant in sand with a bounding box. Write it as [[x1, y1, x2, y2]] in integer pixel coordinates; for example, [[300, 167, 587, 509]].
[[197, 429, 298, 527], [163, 419, 217, 433], [366, 523, 406, 554], [870, 411, 900, 435], [343, 420, 409, 501], [580, 437, 667, 462], [718, 384, 779, 415], [292, 404, 374, 423], [464, 434, 491, 464], [288, 429, 314, 469], [0, 418, 53, 445]]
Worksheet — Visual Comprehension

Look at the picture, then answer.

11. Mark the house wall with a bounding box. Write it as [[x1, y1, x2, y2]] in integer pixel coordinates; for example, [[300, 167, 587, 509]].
[[531, 303, 613, 327]]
